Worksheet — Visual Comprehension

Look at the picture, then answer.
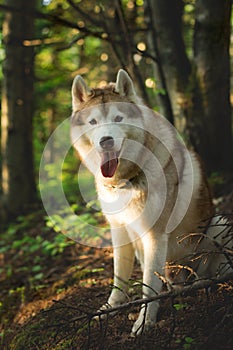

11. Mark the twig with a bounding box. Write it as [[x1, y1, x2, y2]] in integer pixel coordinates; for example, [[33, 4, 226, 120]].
[[66, 0, 101, 27], [0, 4, 105, 39], [134, 48, 158, 63], [68, 274, 233, 322], [55, 34, 86, 51], [179, 231, 233, 271], [165, 263, 199, 280]]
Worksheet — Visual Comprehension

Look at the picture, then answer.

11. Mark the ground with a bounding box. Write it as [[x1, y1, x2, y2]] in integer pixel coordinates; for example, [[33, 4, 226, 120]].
[[0, 179, 232, 350]]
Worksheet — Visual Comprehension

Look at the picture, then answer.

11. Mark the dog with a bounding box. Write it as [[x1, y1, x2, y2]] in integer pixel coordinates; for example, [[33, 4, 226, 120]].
[[70, 69, 232, 335]]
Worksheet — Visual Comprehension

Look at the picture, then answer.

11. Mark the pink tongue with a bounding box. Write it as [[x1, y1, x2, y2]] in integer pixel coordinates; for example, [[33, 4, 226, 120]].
[[101, 152, 118, 177]]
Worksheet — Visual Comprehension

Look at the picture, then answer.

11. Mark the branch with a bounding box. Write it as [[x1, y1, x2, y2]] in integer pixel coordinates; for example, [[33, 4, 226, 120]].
[[66, 0, 102, 28], [178, 220, 233, 271], [113, 0, 150, 105], [134, 48, 158, 63], [55, 34, 86, 51], [69, 274, 233, 322], [98, 5, 127, 70], [0, 4, 105, 40]]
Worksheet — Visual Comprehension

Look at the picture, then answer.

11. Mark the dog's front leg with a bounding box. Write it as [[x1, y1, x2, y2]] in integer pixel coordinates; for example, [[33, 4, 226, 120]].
[[107, 244, 135, 306], [131, 233, 168, 336], [108, 238, 135, 306], [99, 227, 135, 315]]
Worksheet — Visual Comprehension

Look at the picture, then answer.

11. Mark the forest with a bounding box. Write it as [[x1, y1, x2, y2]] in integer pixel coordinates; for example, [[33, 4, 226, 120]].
[[0, 0, 232, 349]]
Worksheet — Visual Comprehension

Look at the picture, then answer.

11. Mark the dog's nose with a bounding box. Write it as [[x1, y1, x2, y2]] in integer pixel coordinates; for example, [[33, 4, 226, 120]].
[[99, 136, 114, 150]]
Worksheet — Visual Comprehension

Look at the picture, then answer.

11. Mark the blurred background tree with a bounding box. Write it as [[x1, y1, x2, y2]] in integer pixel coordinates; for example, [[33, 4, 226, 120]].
[[145, 0, 232, 174], [0, 0, 37, 220], [0, 0, 232, 221]]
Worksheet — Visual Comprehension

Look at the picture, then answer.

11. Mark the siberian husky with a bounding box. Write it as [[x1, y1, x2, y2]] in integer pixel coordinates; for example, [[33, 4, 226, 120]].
[[70, 69, 232, 335]]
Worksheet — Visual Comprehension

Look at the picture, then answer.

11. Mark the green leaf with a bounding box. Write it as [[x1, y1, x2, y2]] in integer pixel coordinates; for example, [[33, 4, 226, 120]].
[[173, 303, 188, 311]]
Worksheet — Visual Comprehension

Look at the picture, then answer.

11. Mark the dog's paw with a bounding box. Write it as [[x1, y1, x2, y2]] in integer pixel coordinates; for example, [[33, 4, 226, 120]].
[[93, 299, 124, 321], [130, 307, 156, 336], [130, 318, 155, 337], [93, 303, 115, 321], [94, 292, 126, 321]]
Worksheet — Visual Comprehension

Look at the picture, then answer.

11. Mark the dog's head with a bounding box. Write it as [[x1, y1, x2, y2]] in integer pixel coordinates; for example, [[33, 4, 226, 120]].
[[71, 70, 146, 181]]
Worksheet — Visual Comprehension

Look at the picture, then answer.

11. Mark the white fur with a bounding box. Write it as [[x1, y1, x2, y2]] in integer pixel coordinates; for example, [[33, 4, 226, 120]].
[[71, 70, 232, 336]]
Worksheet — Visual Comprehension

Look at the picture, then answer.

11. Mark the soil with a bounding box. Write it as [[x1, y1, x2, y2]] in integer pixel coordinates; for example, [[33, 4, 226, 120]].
[[0, 181, 232, 350]]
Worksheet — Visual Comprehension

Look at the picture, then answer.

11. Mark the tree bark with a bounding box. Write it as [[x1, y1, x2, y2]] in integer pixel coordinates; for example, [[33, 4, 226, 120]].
[[1, 0, 37, 220], [145, 0, 191, 126], [193, 0, 233, 173], [145, 0, 233, 174]]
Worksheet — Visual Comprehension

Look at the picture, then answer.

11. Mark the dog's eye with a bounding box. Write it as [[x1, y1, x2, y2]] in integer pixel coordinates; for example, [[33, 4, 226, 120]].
[[89, 119, 97, 125], [114, 115, 123, 123]]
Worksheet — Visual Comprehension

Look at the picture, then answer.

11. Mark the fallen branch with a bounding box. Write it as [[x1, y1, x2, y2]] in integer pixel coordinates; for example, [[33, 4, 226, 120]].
[[67, 273, 233, 322]]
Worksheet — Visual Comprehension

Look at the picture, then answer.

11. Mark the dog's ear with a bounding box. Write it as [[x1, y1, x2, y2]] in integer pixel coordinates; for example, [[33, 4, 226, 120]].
[[72, 75, 92, 110], [115, 69, 136, 102]]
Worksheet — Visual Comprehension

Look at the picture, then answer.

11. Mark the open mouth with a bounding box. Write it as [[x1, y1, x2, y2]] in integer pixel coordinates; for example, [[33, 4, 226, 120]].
[[100, 151, 119, 178]]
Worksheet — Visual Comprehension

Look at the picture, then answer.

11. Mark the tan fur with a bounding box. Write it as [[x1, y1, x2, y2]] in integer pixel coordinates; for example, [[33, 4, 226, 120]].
[[73, 86, 134, 113]]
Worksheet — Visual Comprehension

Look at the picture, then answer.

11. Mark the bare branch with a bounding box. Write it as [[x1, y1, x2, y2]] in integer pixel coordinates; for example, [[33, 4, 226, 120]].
[[55, 34, 86, 51], [0, 4, 106, 40], [66, 0, 102, 27], [134, 48, 158, 63], [177, 219, 233, 271], [165, 264, 199, 279], [66, 274, 233, 322], [98, 5, 127, 70]]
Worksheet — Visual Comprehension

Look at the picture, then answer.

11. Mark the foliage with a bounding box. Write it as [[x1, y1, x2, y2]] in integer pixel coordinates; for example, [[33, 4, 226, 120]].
[[0, 0, 231, 217], [175, 336, 195, 349], [0, 2, 232, 349], [33, 0, 155, 178], [173, 302, 188, 311], [0, 212, 75, 285], [45, 202, 109, 247]]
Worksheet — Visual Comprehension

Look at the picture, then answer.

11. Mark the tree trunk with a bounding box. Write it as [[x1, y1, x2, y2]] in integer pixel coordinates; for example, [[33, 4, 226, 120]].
[[193, 0, 233, 173], [145, 0, 191, 126], [1, 0, 37, 220], [145, 0, 233, 174]]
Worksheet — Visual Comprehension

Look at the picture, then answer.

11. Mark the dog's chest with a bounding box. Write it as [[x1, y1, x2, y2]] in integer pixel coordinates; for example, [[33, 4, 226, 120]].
[[98, 184, 146, 225]]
